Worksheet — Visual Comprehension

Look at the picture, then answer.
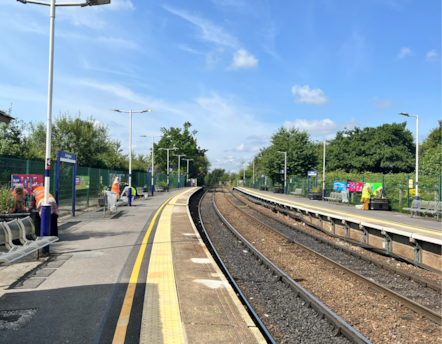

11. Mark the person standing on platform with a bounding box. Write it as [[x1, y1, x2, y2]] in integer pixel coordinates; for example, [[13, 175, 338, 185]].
[[111, 177, 120, 199], [29, 184, 59, 236], [121, 185, 136, 206], [361, 183, 373, 210], [11, 183, 27, 213], [374, 186, 384, 199]]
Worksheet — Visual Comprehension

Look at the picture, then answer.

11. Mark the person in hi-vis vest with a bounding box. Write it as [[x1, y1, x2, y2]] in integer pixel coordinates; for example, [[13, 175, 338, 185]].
[[360, 183, 373, 210], [111, 177, 120, 199]]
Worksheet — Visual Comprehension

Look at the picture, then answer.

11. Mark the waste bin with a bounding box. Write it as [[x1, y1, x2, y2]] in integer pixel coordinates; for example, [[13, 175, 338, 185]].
[[370, 198, 389, 211]]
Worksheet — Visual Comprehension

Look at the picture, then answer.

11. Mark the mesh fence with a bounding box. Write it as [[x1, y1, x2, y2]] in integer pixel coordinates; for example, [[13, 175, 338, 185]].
[[1, 157, 187, 215], [241, 173, 441, 213]]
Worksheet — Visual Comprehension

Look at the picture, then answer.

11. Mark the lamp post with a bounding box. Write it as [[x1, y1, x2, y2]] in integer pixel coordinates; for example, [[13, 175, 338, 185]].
[[17, 0, 111, 246], [322, 140, 326, 201], [141, 135, 162, 196], [277, 151, 287, 194], [252, 159, 255, 189], [159, 147, 177, 191], [182, 159, 193, 187], [111, 109, 152, 189], [399, 112, 419, 208], [173, 154, 186, 188]]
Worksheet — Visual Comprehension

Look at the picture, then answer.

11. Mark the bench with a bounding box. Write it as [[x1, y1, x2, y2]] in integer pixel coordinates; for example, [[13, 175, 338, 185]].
[[136, 187, 148, 199], [0, 216, 59, 264], [403, 200, 442, 219], [155, 185, 165, 192], [290, 188, 303, 197], [324, 191, 349, 204]]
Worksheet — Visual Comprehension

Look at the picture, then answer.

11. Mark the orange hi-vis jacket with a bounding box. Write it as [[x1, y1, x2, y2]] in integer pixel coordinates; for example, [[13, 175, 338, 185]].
[[33, 186, 53, 207], [11, 189, 27, 212], [111, 182, 120, 194]]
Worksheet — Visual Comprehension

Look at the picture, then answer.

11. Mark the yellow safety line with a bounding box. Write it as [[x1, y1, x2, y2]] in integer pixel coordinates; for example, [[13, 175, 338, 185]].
[[239, 188, 442, 236], [112, 189, 189, 344]]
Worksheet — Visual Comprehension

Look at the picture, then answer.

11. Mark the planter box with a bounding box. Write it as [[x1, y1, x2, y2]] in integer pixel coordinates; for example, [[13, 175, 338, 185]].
[[272, 187, 283, 193], [370, 198, 389, 211], [260, 186, 266, 191], [98, 195, 105, 207], [308, 192, 323, 200]]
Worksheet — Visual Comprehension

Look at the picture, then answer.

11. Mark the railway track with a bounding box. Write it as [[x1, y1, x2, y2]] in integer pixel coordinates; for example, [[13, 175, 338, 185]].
[[194, 187, 370, 343], [226, 188, 441, 324], [211, 187, 441, 343]]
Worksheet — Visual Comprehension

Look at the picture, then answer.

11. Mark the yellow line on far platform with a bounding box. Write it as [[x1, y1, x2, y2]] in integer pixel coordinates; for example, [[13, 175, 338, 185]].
[[112, 189, 189, 344]]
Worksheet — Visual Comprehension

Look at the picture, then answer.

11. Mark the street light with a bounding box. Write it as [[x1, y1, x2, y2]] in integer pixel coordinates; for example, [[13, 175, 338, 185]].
[[159, 147, 177, 191], [277, 151, 287, 194], [141, 135, 162, 196], [252, 158, 255, 189], [322, 140, 326, 201], [182, 159, 193, 187], [399, 112, 419, 208], [17, 0, 111, 246], [111, 109, 152, 189], [173, 154, 186, 188]]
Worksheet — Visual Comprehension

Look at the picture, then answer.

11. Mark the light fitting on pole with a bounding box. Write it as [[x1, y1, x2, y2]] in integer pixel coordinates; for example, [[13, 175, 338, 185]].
[[87, 0, 111, 6], [399, 112, 410, 117], [110, 109, 121, 113]]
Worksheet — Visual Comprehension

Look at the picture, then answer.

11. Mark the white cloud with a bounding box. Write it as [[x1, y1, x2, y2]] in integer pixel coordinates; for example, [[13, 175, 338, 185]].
[[397, 47, 412, 59], [178, 44, 205, 55], [231, 143, 260, 152], [427, 50, 438, 61], [260, 22, 280, 59], [369, 97, 401, 109], [291, 85, 328, 105], [283, 118, 359, 139], [229, 49, 258, 70], [163, 6, 239, 49]]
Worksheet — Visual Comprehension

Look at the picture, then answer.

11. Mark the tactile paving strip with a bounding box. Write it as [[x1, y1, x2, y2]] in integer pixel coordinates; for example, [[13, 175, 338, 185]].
[[140, 204, 185, 344]]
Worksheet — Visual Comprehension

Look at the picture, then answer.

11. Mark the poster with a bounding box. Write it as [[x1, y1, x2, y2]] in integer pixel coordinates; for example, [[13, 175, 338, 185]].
[[371, 183, 383, 192], [75, 176, 90, 190], [347, 182, 363, 192], [333, 182, 347, 191], [11, 174, 44, 194], [408, 179, 413, 188]]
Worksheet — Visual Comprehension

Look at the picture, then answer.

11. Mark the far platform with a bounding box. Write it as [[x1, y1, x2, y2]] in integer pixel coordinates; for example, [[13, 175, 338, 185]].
[[235, 187, 442, 244]]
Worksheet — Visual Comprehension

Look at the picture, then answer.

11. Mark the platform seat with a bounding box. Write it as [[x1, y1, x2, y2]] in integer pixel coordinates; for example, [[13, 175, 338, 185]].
[[290, 188, 303, 197], [136, 187, 148, 199]]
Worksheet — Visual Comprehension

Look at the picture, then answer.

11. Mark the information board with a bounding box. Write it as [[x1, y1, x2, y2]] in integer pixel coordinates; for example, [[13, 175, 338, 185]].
[[333, 181, 347, 191], [75, 176, 90, 190], [347, 182, 363, 192], [11, 174, 44, 193]]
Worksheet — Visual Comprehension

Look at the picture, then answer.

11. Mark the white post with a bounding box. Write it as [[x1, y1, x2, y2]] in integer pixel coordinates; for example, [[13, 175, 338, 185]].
[[415, 115, 419, 203], [41, 0, 56, 240], [284, 152, 287, 194], [322, 140, 326, 200], [129, 110, 132, 188], [166, 149, 169, 191], [253, 160, 255, 188], [178, 157, 181, 188], [243, 167, 245, 187], [151, 136, 154, 195], [187, 160, 189, 187]]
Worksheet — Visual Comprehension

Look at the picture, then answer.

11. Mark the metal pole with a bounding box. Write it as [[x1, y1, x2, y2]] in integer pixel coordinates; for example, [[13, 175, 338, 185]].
[[129, 110, 132, 188], [178, 157, 181, 188], [243, 167, 245, 187], [151, 136, 154, 196], [415, 115, 419, 207], [284, 152, 287, 194], [41, 0, 56, 245], [322, 140, 326, 201], [167, 149, 169, 192], [253, 160, 255, 188], [187, 160, 189, 187]]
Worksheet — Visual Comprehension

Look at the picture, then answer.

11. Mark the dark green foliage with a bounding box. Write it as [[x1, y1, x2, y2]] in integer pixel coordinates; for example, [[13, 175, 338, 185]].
[[326, 122, 415, 173], [259, 126, 318, 180], [419, 121, 441, 176], [154, 122, 210, 183]]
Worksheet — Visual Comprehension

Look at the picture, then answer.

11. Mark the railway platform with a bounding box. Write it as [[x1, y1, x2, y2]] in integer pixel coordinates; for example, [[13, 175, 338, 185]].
[[0, 187, 264, 344], [235, 187, 442, 271]]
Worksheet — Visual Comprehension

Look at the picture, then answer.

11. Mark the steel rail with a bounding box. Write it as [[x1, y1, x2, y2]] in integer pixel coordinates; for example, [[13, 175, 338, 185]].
[[196, 188, 277, 344], [212, 187, 372, 344], [231, 189, 441, 293], [223, 189, 442, 325]]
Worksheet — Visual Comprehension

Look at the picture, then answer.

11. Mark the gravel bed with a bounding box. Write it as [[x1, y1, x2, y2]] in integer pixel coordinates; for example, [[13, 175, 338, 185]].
[[197, 190, 352, 344], [228, 192, 441, 314], [235, 190, 442, 286], [217, 190, 442, 344]]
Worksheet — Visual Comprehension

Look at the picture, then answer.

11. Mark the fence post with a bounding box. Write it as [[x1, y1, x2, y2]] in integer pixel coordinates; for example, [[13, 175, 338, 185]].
[[399, 185, 403, 206], [87, 167, 90, 207], [439, 175, 442, 202], [26, 160, 30, 174], [407, 175, 410, 208]]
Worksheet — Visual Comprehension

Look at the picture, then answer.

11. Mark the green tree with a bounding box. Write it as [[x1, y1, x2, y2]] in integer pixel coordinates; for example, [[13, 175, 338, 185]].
[[0, 107, 29, 159], [419, 121, 441, 176], [326, 122, 415, 173], [259, 126, 318, 181], [154, 122, 209, 183]]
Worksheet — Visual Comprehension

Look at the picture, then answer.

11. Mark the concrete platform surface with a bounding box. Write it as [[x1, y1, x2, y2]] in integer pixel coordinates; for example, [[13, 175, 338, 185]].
[[236, 187, 442, 243]]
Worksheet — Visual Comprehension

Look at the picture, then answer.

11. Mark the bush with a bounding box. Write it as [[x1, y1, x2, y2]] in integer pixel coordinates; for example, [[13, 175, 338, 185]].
[[0, 185, 13, 214], [158, 181, 167, 187]]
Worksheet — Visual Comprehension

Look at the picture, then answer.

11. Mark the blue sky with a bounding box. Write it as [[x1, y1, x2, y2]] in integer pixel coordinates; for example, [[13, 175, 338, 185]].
[[0, 0, 440, 172]]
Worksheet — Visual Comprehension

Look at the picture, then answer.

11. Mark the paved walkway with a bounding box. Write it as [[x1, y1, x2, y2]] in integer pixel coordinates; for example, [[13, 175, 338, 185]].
[[0, 187, 263, 344], [237, 187, 442, 243]]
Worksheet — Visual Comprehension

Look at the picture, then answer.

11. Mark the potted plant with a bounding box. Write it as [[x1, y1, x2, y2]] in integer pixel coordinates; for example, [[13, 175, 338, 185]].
[[98, 184, 108, 207], [308, 185, 323, 200], [272, 183, 283, 194]]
